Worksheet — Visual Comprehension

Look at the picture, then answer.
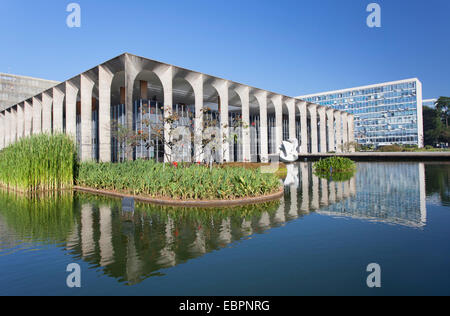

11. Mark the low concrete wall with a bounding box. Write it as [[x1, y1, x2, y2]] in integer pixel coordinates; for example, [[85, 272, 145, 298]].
[[298, 152, 450, 161]]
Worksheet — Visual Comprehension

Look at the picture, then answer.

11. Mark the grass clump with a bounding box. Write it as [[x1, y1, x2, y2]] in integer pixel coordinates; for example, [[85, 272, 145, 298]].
[[313, 156, 356, 174], [76, 160, 281, 200], [0, 134, 77, 192], [313, 157, 356, 182]]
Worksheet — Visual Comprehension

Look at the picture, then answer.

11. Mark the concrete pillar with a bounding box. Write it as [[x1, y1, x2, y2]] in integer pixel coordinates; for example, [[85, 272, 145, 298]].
[[53, 87, 64, 133], [348, 114, 355, 152], [124, 56, 141, 161], [211, 79, 229, 163], [350, 176, 356, 196], [326, 109, 334, 152], [16, 103, 24, 140], [158, 66, 174, 163], [5, 110, 11, 146], [99, 65, 114, 162], [32, 96, 42, 134], [318, 106, 327, 153], [321, 178, 329, 206], [298, 101, 308, 154], [65, 81, 78, 139], [185, 73, 204, 162], [0, 112, 4, 149], [300, 162, 309, 212], [271, 95, 283, 154], [255, 91, 268, 163], [10, 107, 17, 144], [42, 92, 52, 133], [342, 112, 348, 152], [343, 180, 350, 198], [308, 104, 318, 154], [81, 204, 94, 258], [336, 181, 343, 200], [80, 74, 95, 161], [311, 173, 319, 209], [334, 111, 342, 153], [329, 181, 336, 204], [289, 185, 298, 218], [23, 101, 32, 137], [99, 205, 114, 267], [236, 86, 250, 162], [286, 99, 296, 140]]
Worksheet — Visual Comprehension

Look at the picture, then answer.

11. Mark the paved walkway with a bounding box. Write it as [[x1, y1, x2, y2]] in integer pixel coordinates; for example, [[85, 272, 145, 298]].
[[298, 152, 450, 159]]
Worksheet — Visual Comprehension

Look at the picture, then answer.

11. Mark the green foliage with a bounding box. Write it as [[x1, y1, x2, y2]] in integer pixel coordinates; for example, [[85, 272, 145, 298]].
[[377, 144, 404, 152], [76, 160, 281, 200], [435, 96, 450, 129], [0, 190, 76, 243], [0, 134, 77, 192], [313, 157, 356, 182], [313, 157, 356, 173]]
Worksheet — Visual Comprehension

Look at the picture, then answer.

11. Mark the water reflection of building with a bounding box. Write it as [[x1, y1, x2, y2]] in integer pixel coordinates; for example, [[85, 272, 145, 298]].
[[316, 163, 427, 228], [0, 162, 429, 285]]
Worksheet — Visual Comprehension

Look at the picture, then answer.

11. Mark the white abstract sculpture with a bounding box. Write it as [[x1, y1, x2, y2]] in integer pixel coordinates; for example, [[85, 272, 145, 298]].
[[279, 139, 299, 163]]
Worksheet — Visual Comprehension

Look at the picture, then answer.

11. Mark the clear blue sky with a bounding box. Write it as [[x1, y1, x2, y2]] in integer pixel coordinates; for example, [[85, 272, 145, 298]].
[[0, 0, 448, 99]]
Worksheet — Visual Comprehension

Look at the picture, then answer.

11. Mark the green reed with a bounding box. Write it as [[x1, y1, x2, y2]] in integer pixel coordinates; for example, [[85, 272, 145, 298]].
[[0, 190, 76, 243], [0, 134, 77, 192], [76, 160, 281, 200]]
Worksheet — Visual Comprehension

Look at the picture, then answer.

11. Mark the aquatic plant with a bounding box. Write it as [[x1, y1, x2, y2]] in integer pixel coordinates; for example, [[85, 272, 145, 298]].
[[0, 134, 77, 192], [313, 156, 356, 173], [0, 190, 76, 244], [76, 159, 281, 200]]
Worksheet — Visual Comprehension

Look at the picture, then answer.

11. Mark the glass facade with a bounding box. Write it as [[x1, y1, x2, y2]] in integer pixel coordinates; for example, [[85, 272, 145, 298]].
[[300, 79, 423, 147]]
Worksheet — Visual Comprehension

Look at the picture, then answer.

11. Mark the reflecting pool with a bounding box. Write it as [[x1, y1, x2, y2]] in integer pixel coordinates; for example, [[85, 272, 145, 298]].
[[0, 162, 449, 295]]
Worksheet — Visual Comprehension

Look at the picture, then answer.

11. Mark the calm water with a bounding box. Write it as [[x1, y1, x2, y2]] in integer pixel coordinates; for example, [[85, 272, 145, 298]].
[[0, 162, 449, 296]]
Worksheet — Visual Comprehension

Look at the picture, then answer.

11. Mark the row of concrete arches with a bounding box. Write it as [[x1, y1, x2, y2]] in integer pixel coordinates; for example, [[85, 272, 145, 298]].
[[0, 53, 355, 162]]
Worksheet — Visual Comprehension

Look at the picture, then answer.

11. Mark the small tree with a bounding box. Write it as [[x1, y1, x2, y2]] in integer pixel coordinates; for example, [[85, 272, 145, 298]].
[[111, 106, 250, 164]]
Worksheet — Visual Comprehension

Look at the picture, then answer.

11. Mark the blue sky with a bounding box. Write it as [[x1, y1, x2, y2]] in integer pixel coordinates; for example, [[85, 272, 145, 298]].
[[0, 0, 448, 99]]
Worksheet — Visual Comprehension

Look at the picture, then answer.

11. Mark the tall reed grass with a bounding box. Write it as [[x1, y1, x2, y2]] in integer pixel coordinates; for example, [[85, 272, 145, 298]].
[[0, 134, 77, 192], [77, 160, 281, 200]]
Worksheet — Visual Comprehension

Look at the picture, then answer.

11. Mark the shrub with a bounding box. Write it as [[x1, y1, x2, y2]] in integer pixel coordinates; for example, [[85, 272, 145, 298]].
[[0, 134, 77, 192], [377, 144, 403, 152], [76, 160, 281, 200], [313, 156, 356, 173]]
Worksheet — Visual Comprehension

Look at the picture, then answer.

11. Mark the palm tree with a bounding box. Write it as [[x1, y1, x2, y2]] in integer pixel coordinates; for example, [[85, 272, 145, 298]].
[[435, 97, 450, 128]]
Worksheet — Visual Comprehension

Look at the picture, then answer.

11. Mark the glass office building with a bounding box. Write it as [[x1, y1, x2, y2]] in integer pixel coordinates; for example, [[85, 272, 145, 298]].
[[298, 78, 424, 148]]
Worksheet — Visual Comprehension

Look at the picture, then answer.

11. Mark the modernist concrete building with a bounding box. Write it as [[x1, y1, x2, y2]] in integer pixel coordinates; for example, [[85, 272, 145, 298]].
[[0, 53, 354, 162], [0, 73, 59, 111], [299, 78, 424, 148]]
